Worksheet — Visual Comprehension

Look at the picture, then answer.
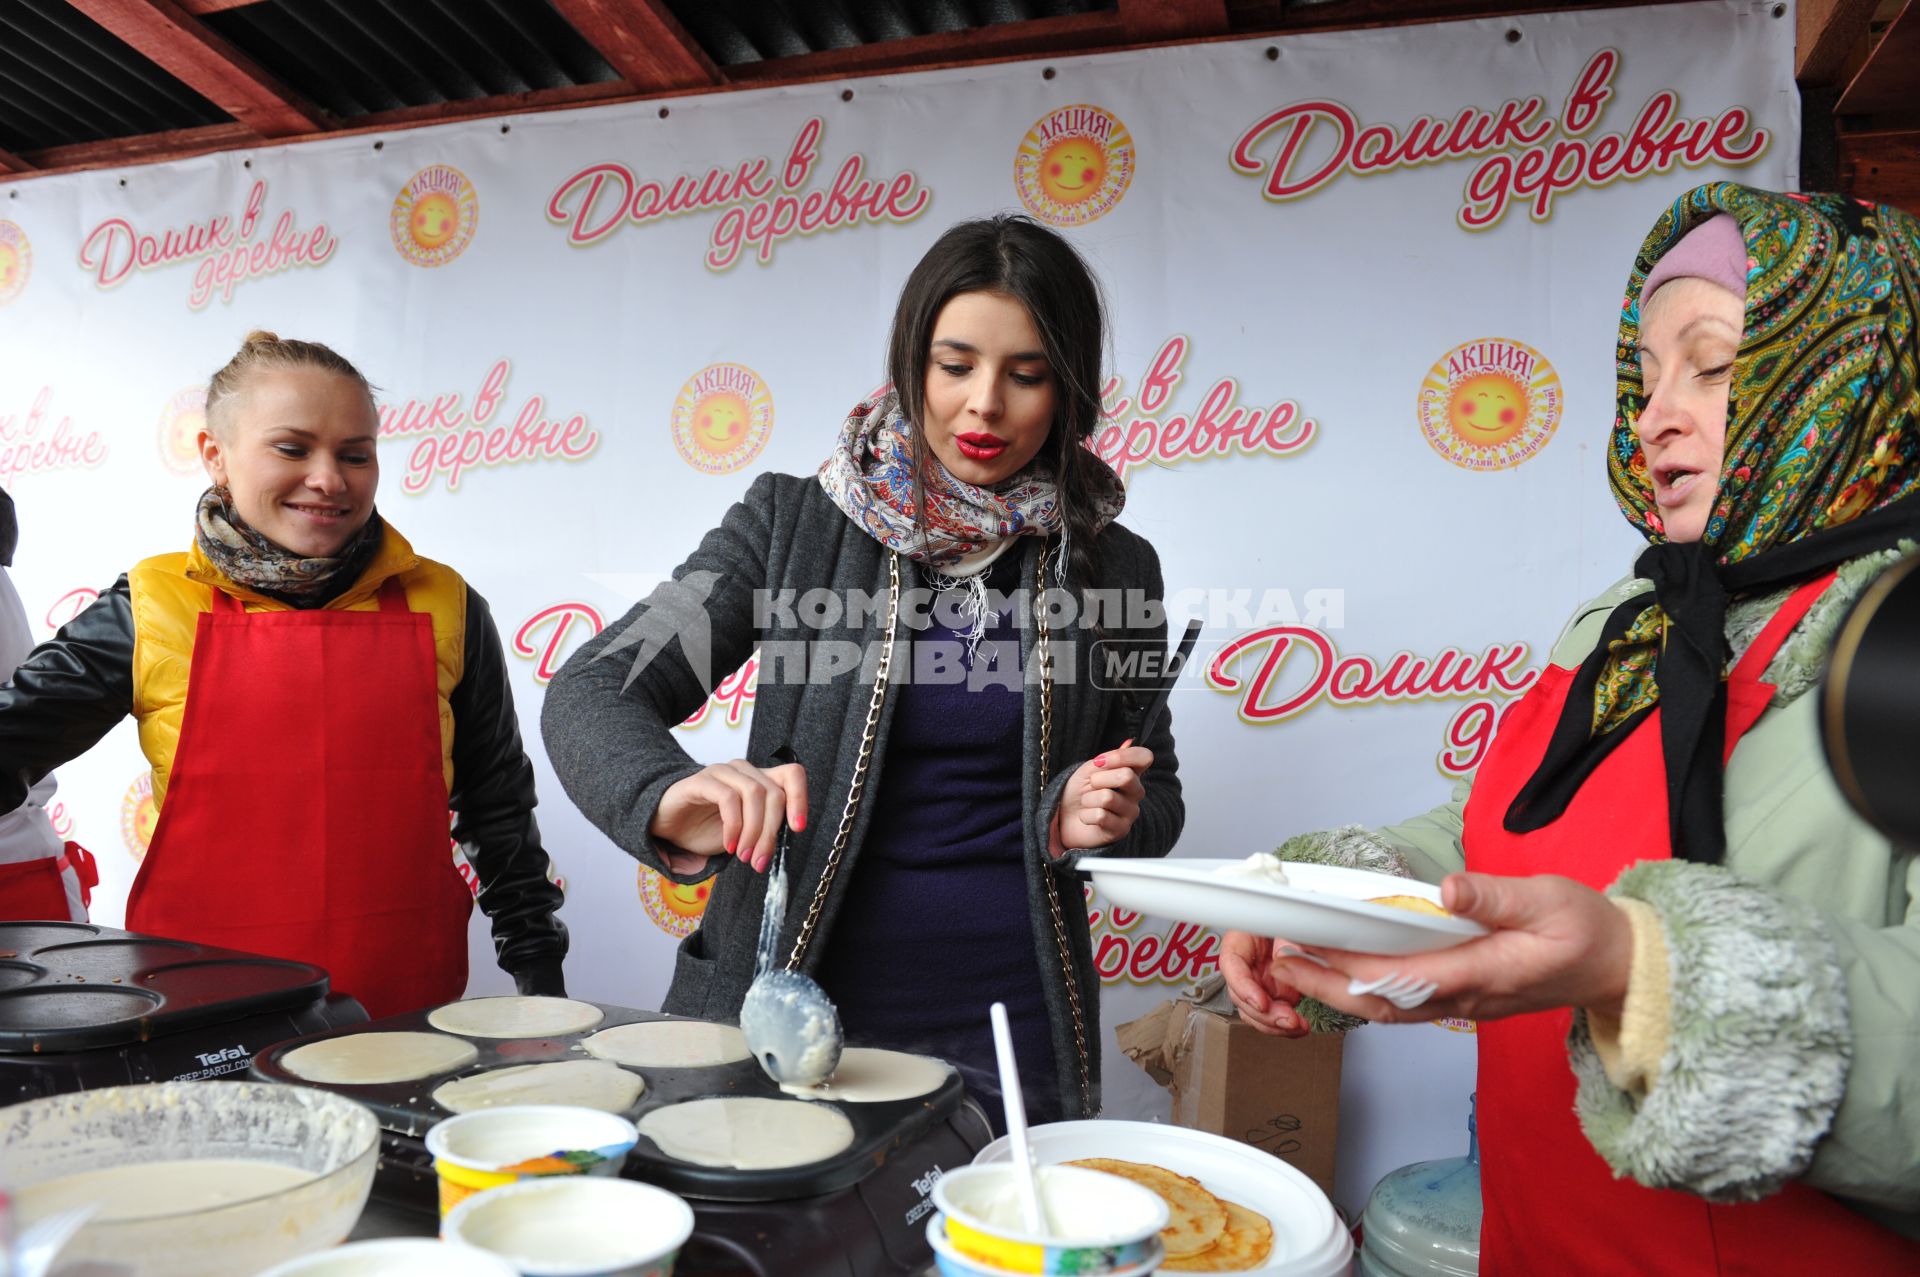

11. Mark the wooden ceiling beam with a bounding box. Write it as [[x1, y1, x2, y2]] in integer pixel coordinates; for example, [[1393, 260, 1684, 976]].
[[1797, 0, 1881, 86], [547, 0, 721, 91], [175, 0, 260, 12], [1836, 0, 1920, 116], [1841, 128, 1920, 216], [7, 122, 259, 183], [0, 147, 35, 175], [348, 81, 639, 132], [1228, 0, 1710, 35], [66, 0, 328, 137], [0, 0, 1750, 187], [1119, 0, 1230, 42]]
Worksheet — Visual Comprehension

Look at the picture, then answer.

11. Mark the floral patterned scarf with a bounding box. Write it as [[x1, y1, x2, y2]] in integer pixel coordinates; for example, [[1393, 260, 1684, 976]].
[[816, 391, 1124, 571], [195, 486, 385, 608], [1508, 184, 1920, 862]]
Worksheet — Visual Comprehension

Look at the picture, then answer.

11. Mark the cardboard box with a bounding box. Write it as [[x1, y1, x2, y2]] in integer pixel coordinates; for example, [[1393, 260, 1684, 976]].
[[1116, 999, 1345, 1198]]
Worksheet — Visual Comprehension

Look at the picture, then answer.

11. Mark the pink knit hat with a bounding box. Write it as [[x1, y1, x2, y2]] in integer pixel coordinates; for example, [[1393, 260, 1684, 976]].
[[1640, 213, 1748, 304]]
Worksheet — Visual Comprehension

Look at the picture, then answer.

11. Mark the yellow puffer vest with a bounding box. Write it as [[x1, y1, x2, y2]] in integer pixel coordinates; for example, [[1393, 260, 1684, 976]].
[[127, 525, 467, 810]]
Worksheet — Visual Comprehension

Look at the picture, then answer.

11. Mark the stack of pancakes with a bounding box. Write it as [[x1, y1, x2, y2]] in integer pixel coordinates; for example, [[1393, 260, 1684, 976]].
[[1065, 1158, 1273, 1271]]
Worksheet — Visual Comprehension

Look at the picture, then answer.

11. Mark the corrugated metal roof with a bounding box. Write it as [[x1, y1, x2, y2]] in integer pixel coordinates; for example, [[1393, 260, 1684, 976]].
[[12, 0, 1906, 208], [201, 0, 621, 119], [665, 0, 1118, 67], [0, 0, 231, 153]]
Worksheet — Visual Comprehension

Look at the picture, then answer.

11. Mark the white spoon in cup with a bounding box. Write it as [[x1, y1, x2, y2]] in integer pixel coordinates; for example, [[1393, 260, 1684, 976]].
[[989, 1001, 1050, 1236]]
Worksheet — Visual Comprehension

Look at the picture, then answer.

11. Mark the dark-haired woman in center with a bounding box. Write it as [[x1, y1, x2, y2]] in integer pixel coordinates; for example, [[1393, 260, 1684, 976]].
[[543, 216, 1184, 1126]]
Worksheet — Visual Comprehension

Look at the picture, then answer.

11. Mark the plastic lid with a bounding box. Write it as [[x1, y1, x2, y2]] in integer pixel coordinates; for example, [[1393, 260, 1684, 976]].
[[1359, 1153, 1483, 1277]]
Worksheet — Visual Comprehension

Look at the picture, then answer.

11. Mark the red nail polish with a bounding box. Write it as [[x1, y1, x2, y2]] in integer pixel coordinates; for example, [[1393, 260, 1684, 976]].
[[1094, 754, 1108, 767], [725, 840, 736, 854]]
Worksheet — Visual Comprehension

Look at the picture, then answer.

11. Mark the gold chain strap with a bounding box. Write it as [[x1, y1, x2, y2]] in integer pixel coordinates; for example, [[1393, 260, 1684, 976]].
[[1035, 553, 1095, 1118], [785, 551, 901, 972], [780, 548, 1094, 1116]]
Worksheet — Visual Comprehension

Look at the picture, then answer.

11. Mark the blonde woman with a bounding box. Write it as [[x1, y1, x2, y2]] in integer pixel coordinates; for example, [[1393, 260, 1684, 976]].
[[0, 332, 566, 1016]]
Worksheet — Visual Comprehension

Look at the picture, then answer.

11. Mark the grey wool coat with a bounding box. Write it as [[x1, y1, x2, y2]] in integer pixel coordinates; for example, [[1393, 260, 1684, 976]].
[[541, 471, 1185, 1120]]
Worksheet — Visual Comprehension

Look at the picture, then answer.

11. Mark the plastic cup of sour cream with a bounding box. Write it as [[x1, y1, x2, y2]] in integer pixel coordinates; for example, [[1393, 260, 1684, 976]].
[[256, 1239, 521, 1277], [932, 1163, 1169, 1275], [425, 1106, 638, 1217], [441, 1176, 695, 1277]]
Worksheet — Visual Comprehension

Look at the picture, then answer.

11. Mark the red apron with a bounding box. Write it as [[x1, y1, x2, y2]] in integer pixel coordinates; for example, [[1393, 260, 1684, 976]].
[[126, 580, 470, 1019], [0, 841, 96, 923], [1462, 572, 1920, 1274]]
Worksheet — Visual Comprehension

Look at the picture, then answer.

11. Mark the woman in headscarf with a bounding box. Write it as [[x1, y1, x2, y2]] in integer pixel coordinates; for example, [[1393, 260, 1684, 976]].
[[542, 214, 1183, 1129], [1223, 183, 1920, 1270]]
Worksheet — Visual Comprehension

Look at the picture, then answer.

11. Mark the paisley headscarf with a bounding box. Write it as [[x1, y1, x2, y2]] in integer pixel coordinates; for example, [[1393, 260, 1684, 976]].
[[1507, 183, 1920, 863]]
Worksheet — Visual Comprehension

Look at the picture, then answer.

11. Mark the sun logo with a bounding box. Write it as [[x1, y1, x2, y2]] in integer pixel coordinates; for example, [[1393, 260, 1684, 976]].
[[671, 363, 774, 476], [1014, 105, 1135, 227], [1417, 338, 1562, 471], [638, 866, 713, 938], [0, 220, 31, 305], [391, 165, 478, 267], [121, 773, 158, 860], [157, 386, 209, 476]]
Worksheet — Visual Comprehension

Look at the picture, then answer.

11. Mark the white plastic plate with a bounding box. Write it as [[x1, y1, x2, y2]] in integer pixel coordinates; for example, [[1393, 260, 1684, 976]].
[[1081, 859, 1486, 955], [975, 1119, 1352, 1276]]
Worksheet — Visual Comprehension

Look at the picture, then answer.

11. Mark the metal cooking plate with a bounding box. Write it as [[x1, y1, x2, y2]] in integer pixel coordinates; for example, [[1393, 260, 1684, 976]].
[[140, 959, 323, 999], [0, 922, 101, 954], [0, 961, 48, 993], [0, 986, 164, 1030]]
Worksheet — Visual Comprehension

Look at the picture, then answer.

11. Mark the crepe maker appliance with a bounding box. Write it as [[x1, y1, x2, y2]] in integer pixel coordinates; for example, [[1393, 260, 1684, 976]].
[[252, 1001, 993, 1277], [0, 919, 367, 1104]]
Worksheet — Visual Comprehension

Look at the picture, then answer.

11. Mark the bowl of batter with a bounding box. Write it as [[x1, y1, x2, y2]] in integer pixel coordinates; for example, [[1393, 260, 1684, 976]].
[[0, 1079, 379, 1277]]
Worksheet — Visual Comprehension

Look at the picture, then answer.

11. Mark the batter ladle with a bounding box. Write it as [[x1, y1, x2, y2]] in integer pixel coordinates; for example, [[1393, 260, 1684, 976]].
[[737, 749, 843, 1089]]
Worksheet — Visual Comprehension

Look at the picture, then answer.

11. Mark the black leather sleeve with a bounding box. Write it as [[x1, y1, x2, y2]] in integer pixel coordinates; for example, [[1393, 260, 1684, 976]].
[[448, 584, 569, 995], [0, 577, 135, 811]]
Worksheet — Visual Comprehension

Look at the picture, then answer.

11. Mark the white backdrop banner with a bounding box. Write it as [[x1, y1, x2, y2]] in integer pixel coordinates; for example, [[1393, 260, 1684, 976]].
[[0, 1, 1796, 1215]]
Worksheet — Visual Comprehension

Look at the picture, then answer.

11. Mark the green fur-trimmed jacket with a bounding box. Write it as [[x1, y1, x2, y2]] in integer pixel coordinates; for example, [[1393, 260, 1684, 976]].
[[1288, 549, 1919, 1242]]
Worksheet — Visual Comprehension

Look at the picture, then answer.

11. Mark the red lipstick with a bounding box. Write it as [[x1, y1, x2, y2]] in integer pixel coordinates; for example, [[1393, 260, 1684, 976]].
[[956, 432, 1008, 461]]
